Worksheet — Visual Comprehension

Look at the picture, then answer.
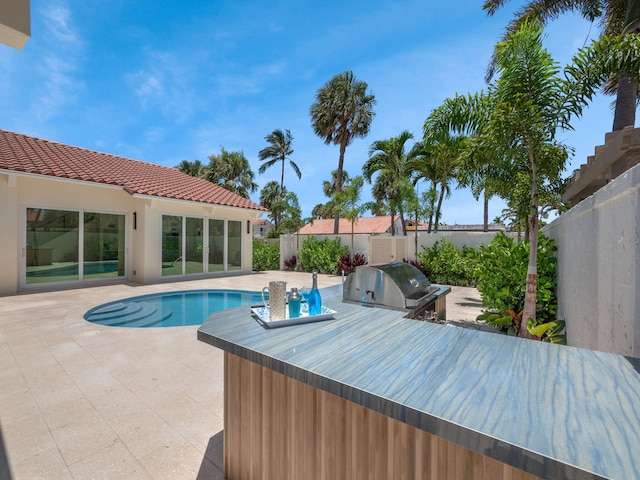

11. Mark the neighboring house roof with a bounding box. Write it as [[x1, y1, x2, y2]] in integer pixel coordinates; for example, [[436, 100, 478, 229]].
[[253, 219, 272, 225], [0, 129, 267, 212], [297, 216, 396, 235]]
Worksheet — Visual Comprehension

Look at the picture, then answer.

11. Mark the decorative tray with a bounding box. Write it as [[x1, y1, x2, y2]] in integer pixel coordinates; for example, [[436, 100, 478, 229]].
[[251, 305, 337, 329]]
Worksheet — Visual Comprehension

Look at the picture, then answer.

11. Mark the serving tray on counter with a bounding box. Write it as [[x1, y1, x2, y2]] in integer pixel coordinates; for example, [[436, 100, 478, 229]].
[[251, 305, 336, 328]]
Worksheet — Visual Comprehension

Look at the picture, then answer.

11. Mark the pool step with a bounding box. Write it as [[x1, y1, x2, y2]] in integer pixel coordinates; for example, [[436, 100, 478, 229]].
[[85, 301, 173, 327]]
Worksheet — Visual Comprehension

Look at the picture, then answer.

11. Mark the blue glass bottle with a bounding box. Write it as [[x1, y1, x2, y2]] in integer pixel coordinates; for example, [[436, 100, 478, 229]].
[[308, 272, 322, 316]]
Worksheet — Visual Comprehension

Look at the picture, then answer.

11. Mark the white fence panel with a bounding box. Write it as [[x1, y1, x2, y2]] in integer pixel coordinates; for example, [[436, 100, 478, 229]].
[[279, 231, 515, 269]]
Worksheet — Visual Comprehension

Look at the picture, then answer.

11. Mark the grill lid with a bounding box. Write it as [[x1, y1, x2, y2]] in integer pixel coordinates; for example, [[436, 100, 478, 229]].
[[373, 262, 430, 298], [342, 261, 435, 311]]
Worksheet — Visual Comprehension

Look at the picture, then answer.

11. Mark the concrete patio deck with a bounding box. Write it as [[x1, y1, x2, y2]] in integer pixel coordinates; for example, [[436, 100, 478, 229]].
[[0, 271, 484, 480]]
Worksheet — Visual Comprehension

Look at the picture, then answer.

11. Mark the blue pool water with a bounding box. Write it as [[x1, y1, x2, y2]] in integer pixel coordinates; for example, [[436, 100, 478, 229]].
[[84, 289, 263, 328]]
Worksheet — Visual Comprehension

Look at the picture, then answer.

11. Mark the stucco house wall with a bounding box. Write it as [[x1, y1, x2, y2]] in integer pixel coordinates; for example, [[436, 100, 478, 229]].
[[0, 172, 258, 295], [0, 130, 265, 296]]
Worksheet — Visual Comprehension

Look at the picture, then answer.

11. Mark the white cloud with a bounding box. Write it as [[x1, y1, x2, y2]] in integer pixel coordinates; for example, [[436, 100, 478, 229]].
[[42, 3, 79, 45], [29, 1, 84, 121]]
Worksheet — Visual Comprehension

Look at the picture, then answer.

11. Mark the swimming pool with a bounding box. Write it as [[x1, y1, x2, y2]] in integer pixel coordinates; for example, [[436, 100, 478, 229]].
[[84, 289, 263, 328]]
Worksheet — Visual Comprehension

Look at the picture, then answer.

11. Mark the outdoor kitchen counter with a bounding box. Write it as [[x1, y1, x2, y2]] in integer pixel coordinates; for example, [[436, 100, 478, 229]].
[[197, 284, 640, 480]]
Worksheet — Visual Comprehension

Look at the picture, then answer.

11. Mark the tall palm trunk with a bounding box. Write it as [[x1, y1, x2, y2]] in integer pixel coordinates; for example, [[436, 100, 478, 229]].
[[613, 0, 640, 131], [520, 150, 538, 339], [612, 76, 637, 131], [280, 158, 285, 191], [333, 143, 347, 234], [434, 185, 446, 233], [483, 193, 489, 232]]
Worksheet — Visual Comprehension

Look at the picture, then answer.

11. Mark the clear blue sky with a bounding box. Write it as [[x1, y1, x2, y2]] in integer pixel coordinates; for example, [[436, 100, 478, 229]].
[[1, 0, 617, 224]]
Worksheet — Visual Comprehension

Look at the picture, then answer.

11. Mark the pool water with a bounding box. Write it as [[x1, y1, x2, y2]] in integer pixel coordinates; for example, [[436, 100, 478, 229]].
[[84, 289, 263, 328]]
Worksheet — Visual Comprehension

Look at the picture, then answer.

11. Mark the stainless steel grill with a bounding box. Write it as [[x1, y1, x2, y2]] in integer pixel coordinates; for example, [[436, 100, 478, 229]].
[[342, 261, 450, 320]]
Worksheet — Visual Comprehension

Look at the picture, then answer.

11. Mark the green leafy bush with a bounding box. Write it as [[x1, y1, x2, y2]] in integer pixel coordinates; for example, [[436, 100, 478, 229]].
[[417, 239, 477, 286], [471, 232, 557, 318], [252, 240, 279, 271], [297, 236, 349, 274], [471, 232, 564, 342]]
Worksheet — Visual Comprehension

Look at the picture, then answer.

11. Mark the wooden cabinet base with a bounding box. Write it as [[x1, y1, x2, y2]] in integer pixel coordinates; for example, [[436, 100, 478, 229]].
[[223, 353, 540, 480]]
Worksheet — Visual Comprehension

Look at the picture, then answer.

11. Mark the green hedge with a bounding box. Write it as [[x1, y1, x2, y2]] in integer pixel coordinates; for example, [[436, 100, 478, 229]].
[[470, 231, 558, 321], [417, 239, 477, 286], [252, 240, 279, 271], [296, 236, 349, 274]]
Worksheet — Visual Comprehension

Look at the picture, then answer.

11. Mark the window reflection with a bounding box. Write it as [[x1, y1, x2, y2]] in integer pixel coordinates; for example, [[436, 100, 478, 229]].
[[26, 208, 79, 284]]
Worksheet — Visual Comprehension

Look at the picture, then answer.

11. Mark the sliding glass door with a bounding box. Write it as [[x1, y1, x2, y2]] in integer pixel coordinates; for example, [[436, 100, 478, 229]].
[[163, 215, 242, 277], [26, 208, 126, 285], [84, 213, 126, 279]]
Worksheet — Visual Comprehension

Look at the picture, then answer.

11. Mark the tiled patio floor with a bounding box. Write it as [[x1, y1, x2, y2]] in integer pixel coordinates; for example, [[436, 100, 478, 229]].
[[0, 271, 483, 479]]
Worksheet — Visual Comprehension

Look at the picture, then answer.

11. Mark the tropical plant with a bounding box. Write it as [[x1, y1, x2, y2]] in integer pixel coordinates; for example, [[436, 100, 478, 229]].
[[296, 236, 349, 274], [274, 192, 304, 234], [483, 0, 640, 131], [455, 138, 502, 231], [313, 169, 352, 221], [176, 159, 206, 177], [258, 129, 301, 189], [417, 239, 477, 286], [333, 175, 371, 257], [406, 187, 433, 259], [363, 130, 415, 236], [336, 252, 368, 275], [204, 147, 258, 199], [409, 134, 466, 233], [423, 20, 640, 335], [472, 232, 564, 342], [284, 255, 298, 271], [252, 239, 279, 271], [310, 70, 376, 234], [370, 171, 399, 234], [259, 181, 286, 232], [311, 203, 335, 220]]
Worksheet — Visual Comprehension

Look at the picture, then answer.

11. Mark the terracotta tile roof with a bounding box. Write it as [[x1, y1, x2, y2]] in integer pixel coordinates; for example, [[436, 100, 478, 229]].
[[0, 129, 267, 212], [297, 216, 395, 235]]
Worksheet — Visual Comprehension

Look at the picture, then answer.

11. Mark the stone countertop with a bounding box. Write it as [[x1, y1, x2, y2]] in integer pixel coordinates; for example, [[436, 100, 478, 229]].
[[197, 284, 640, 480]]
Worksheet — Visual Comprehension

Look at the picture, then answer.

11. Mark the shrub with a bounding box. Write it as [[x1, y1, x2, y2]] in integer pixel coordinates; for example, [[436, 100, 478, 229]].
[[471, 232, 557, 318], [471, 232, 564, 342], [297, 236, 349, 274], [252, 240, 279, 271], [417, 239, 477, 286], [337, 252, 368, 275], [284, 255, 297, 271]]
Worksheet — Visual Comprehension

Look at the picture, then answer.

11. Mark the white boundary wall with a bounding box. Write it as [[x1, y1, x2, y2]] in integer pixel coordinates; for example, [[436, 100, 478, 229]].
[[543, 163, 640, 357], [280, 231, 515, 269]]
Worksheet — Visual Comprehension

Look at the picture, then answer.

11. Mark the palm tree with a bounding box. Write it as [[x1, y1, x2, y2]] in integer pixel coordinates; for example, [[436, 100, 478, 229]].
[[257, 129, 301, 190], [274, 192, 304, 234], [310, 70, 376, 234], [363, 130, 414, 236], [317, 169, 351, 221], [176, 159, 206, 177], [409, 135, 466, 233], [204, 147, 258, 199], [259, 181, 286, 232], [455, 139, 501, 232], [370, 171, 399, 234], [311, 203, 335, 220], [483, 0, 640, 130], [333, 175, 371, 258], [424, 20, 640, 335]]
